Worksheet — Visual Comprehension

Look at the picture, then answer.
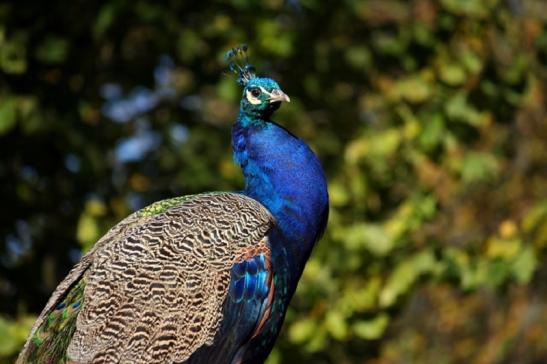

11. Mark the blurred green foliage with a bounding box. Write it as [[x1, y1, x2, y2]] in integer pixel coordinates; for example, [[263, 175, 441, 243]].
[[1, 0, 547, 363]]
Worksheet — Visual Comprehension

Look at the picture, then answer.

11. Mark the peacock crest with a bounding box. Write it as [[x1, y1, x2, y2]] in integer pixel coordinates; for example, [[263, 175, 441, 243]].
[[224, 44, 256, 86]]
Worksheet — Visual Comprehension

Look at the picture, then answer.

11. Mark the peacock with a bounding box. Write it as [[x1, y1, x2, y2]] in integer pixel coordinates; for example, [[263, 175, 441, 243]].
[[17, 45, 329, 364]]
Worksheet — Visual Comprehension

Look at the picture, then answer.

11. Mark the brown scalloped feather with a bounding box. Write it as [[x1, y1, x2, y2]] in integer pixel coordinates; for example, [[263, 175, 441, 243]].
[[18, 192, 273, 364]]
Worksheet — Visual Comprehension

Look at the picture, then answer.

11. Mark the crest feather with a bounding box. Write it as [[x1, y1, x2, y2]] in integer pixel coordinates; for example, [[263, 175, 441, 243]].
[[225, 44, 256, 86]]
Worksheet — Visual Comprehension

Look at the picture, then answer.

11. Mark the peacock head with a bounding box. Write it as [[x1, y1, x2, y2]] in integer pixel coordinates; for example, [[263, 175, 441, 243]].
[[240, 77, 290, 118], [225, 45, 290, 120]]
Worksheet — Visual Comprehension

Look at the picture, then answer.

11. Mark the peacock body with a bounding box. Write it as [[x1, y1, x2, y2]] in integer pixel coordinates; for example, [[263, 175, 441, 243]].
[[17, 46, 329, 364]]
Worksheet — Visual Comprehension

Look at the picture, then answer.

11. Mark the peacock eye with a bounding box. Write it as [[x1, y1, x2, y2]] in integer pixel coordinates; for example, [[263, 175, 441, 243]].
[[250, 88, 261, 97]]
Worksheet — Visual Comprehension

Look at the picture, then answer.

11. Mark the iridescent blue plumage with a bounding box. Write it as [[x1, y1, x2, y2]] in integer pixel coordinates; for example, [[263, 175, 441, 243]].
[[230, 94, 329, 363], [230, 255, 270, 303]]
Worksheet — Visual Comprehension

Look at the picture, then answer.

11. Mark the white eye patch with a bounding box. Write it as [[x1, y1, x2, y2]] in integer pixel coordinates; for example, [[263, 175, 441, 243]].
[[245, 86, 274, 105], [245, 90, 262, 105]]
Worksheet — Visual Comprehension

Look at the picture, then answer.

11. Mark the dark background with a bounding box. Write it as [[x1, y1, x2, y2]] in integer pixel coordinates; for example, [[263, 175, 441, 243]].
[[1, 0, 547, 363]]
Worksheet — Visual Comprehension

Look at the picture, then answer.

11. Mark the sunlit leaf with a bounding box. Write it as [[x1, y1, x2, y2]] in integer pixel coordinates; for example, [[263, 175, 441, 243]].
[[353, 313, 390, 340], [512, 247, 537, 284], [288, 317, 317, 344]]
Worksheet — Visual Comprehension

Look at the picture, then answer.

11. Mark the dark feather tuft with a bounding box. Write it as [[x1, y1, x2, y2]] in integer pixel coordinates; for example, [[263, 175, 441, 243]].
[[225, 44, 256, 86]]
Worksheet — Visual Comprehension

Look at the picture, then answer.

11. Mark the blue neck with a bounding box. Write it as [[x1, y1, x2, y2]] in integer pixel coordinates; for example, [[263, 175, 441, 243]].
[[232, 112, 329, 283]]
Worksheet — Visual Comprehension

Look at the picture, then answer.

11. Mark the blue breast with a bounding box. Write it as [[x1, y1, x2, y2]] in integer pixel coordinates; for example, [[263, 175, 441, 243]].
[[232, 119, 329, 280]]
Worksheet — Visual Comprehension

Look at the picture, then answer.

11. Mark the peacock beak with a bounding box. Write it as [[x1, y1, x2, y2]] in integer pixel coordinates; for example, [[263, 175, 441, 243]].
[[268, 89, 291, 103]]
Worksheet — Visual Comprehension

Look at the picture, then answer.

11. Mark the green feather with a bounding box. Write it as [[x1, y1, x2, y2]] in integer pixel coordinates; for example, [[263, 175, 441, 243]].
[[135, 193, 221, 218], [25, 274, 87, 364]]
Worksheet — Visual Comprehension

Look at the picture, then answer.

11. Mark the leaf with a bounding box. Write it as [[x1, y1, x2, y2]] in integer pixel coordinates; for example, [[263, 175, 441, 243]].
[[341, 276, 382, 312], [76, 213, 99, 248], [345, 46, 372, 69], [217, 77, 239, 102], [264, 348, 281, 364], [345, 128, 402, 164], [325, 311, 347, 340], [460, 152, 500, 184], [35, 36, 69, 64], [329, 180, 350, 207], [522, 202, 547, 233], [440, 0, 493, 17], [485, 238, 521, 259], [460, 49, 483, 74], [0, 38, 27, 74], [445, 92, 484, 126], [393, 76, 432, 104], [522, 202, 547, 249], [93, 3, 117, 38], [439, 63, 467, 86], [0, 98, 17, 135], [380, 250, 437, 307], [288, 317, 317, 344], [0, 316, 35, 357], [339, 223, 393, 256], [512, 247, 537, 284], [418, 114, 445, 152], [353, 313, 390, 340]]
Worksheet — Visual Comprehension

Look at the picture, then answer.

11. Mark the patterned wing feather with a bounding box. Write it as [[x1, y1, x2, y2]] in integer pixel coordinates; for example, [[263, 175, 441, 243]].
[[185, 238, 275, 364], [18, 197, 152, 364], [18, 192, 273, 364]]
